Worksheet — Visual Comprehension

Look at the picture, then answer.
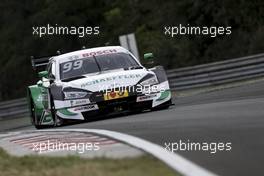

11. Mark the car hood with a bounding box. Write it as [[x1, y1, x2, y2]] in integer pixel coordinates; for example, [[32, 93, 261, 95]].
[[63, 69, 152, 92]]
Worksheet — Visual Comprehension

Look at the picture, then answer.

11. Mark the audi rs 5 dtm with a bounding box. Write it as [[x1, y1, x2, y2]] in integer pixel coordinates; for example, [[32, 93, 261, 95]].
[[27, 46, 172, 129]]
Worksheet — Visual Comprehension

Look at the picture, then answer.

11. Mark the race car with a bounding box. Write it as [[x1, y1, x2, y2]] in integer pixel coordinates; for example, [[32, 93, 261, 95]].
[[27, 46, 172, 129]]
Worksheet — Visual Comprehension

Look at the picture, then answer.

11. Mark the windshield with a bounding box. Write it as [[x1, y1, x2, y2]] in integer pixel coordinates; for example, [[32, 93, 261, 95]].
[[60, 53, 140, 80]]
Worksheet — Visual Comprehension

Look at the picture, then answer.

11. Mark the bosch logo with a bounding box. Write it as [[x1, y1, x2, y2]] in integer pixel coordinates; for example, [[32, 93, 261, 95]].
[[82, 49, 117, 58]]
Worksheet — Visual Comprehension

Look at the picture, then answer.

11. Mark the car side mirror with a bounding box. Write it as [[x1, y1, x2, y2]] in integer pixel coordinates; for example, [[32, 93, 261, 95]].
[[144, 53, 154, 60], [37, 80, 42, 87], [144, 53, 155, 68], [38, 71, 48, 79]]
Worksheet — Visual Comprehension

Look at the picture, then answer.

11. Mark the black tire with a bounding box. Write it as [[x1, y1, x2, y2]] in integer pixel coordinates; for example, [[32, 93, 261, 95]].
[[29, 97, 46, 129], [49, 92, 64, 127], [53, 113, 64, 127]]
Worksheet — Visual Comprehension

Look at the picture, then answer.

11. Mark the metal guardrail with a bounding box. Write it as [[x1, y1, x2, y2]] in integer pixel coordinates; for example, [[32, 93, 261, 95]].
[[1, 53, 264, 119], [167, 53, 264, 90], [0, 98, 29, 120]]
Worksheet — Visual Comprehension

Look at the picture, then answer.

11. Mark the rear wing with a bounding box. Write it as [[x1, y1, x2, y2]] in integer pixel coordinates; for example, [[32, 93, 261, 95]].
[[30, 48, 85, 71], [30, 56, 53, 70]]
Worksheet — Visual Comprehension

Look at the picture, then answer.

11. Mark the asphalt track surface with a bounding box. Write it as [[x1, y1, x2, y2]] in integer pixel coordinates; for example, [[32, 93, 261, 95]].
[[6, 81, 264, 176]]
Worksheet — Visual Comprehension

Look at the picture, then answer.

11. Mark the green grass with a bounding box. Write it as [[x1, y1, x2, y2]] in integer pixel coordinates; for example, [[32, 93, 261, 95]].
[[0, 148, 179, 176]]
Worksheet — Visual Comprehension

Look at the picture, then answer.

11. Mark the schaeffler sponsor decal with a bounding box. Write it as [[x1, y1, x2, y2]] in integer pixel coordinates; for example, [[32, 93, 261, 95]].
[[70, 99, 90, 106], [137, 94, 157, 102], [82, 49, 117, 57], [81, 74, 143, 88], [70, 104, 98, 112]]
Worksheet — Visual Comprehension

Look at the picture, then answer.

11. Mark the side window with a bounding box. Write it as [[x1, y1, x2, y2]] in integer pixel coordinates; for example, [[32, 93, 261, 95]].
[[51, 62, 56, 79], [47, 62, 55, 79], [46, 62, 51, 72]]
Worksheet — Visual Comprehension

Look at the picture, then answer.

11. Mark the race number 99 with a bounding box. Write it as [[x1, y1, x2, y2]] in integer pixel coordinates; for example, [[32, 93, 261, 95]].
[[62, 60, 83, 73]]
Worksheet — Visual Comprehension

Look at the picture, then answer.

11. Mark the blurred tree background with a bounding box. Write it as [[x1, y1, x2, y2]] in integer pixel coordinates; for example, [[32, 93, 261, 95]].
[[0, 0, 263, 100]]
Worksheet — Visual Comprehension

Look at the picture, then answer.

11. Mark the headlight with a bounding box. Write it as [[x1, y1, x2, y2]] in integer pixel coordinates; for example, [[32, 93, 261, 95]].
[[64, 91, 88, 100], [140, 76, 159, 86]]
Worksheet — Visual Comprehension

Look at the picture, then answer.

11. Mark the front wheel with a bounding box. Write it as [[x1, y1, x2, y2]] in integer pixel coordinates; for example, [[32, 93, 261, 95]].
[[29, 98, 46, 129], [53, 113, 64, 127], [49, 94, 64, 127]]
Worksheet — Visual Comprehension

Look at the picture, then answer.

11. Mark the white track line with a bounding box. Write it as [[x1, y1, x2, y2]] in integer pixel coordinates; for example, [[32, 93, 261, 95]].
[[31, 129, 218, 176]]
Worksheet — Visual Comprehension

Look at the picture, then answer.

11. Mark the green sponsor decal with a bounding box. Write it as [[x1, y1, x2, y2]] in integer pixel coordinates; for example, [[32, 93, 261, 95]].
[[58, 108, 77, 116], [43, 114, 53, 123], [39, 111, 54, 125], [157, 90, 171, 101]]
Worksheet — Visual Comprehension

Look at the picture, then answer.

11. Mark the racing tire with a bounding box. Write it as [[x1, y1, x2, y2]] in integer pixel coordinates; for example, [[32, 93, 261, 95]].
[[53, 113, 64, 127], [49, 93, 64, 127], [29, 97, 46, 129]]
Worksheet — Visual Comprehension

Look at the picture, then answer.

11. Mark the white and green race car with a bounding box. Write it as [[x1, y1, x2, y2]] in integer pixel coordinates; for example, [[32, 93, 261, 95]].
[[27, 46, 172, 129]]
